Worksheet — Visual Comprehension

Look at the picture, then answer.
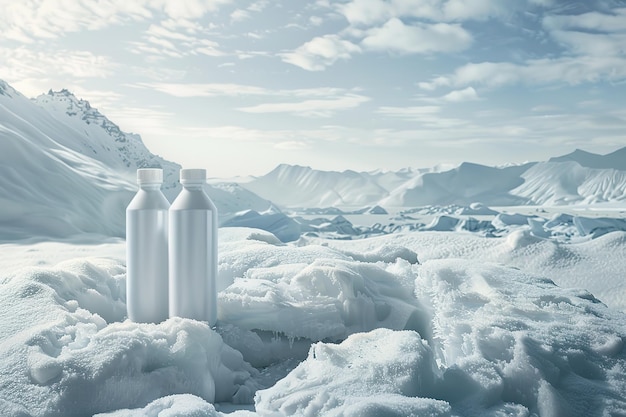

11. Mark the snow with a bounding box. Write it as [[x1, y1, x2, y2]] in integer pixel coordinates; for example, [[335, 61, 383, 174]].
[[2, 79, 626, 416], [1, 226, 626, 416]]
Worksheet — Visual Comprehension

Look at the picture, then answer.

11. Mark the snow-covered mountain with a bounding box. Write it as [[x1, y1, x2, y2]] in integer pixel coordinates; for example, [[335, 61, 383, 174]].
[[0, 80, 271, 240], [243, 149, 626, 209]]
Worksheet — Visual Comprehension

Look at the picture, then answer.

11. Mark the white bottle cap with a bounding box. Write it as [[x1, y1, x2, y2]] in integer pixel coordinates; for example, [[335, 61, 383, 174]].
[[180, 168, 206, 184], [137, 168, 163, 184]]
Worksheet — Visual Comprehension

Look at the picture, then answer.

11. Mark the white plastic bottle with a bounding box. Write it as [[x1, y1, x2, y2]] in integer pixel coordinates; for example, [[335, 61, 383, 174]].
[[169, 168, 218, 325], [126, 168, 170, 323]]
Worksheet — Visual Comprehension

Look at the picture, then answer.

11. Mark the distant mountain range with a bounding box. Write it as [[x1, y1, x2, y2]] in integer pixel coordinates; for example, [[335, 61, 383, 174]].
[[0, 79, 624, 239], [243, 151, 626, 209]]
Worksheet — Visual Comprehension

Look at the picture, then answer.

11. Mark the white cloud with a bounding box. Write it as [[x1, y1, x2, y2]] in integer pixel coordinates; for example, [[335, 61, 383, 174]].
[[274, 141, 310, 150], [238, 93, 370, 117], [543, 8, 626, 32], [157, 0, 232, 20], [129, 20, 226, 58], [550, 30, 626, 57], [230, 9, 251, 22], [339, 0, 395, 26], [132, 82, 370, 117], [378, 105, 441, 117], [133, 82, 269, 97], [248, 1, 269, 13], [0, 0, 231, 42], [0, 47, 115, 85], [442, 0, 509, 21], [361, 18, 472, 54], [338, 0, 527, 25], [280, 35, 361, 71], [442, 86, 479, 102]]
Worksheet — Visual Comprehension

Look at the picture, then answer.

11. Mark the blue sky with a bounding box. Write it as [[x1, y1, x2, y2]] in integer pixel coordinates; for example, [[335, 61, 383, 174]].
[[1, 0, 625, 177]]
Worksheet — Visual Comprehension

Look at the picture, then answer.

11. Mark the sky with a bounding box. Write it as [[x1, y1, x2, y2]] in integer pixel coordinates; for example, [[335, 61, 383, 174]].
[[0, 0, 625, 178]]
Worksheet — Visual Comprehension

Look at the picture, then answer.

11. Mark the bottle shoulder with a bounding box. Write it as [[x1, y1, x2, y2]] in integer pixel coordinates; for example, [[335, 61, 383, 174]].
[[127, 189, 170, 211], [170, 188, 217, 211]]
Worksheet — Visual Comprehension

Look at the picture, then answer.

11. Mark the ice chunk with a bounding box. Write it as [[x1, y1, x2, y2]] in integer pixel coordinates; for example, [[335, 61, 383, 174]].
[[573, 216, 626, 238]]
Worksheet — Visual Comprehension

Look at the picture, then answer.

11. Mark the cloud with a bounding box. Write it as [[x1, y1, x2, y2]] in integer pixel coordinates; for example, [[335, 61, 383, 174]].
[[0, 47, 115, 85], [543, 8, 626, 32], [549, 30, 626, 57], [361, 18, 472, 54], [338, 0, 526, 26], [442, 86, 479, 102], [230, 9, 251, 22], [418, 55, 626, 90], [377, 105, 441, 117], [238, 93, 370, 117], [280, 35, 361, 71], [128, 19, 226, 58], [133, 82, 269, 97], [0, 0, 231, 42], [274, 141, 310, 150], [132, 82, 369, 117], [377, 105, 468, 128]]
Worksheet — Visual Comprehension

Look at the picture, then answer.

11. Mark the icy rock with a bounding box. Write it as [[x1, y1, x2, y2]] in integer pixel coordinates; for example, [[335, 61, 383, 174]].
[[492, 212, 535, 228], [221, 210, 301, 243], [573, 216, 626, 238], [422, 215, 460, 231]]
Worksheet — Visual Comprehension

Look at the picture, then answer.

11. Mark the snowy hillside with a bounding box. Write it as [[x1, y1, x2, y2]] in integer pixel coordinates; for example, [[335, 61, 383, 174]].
[[0, 80, 271, 239], [33, 89, 180, 199], [242, 150, 626, 209]]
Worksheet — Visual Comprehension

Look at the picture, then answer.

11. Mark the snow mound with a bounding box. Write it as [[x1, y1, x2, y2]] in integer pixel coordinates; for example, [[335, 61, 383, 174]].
[[367, 205, 388, 214], [95, 394, 220, 417], [255, 329, 448, 417], [219, 256, 425, 342], [456, 202, 499, 215], [0, 258, 257, 417], [255, 259, 626, 417]]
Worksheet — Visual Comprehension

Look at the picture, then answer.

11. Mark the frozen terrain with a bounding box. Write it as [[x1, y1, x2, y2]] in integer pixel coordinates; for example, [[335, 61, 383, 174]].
[[1, 79, 626, 416], [1, 227, 626, 416]]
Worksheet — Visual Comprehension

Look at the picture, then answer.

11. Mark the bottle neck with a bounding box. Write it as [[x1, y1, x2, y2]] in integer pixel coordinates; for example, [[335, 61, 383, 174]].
[[139, 183, 162, 191], [182, 182, 204, 190]]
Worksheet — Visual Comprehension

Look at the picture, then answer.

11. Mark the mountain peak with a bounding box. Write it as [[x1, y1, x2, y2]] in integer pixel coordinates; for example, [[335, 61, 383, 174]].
[[550, 146, 626, 171], [39, 88, 93, 115], [0, 79, 21, 98]]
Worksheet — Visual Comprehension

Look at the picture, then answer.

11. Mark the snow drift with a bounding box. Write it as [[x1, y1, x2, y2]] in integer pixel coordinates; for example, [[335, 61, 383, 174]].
[[1, 228, 626, 416]]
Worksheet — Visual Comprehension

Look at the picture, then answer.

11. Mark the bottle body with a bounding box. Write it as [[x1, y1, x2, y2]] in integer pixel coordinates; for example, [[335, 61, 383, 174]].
[[126, 170, 170, 323], [169, 170, 218, 325]]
